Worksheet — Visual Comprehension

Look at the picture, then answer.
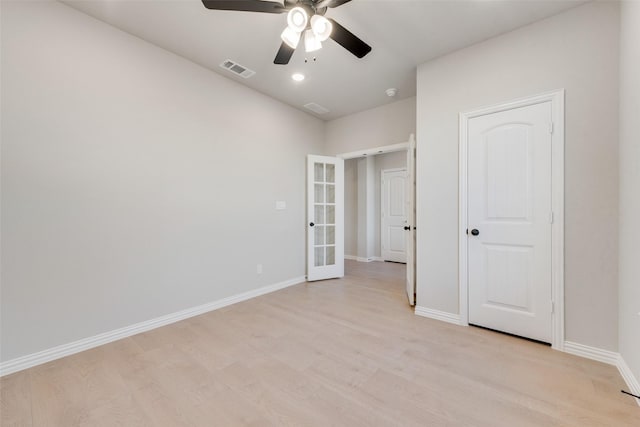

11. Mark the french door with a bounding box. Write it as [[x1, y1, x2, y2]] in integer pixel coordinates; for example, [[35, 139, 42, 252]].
[[307, 155, 344, 281]]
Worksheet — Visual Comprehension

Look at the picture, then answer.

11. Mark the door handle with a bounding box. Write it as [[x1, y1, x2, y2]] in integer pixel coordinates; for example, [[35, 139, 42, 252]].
[[471, 229, 479, 236], [404, 226, 411, 231], [309, 222, 315, 227]]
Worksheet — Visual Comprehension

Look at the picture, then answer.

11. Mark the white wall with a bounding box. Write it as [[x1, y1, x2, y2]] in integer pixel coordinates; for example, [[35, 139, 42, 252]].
[[0, 1, 324, 362], [325, 97, 416, 156], [618, 0, 640, 384], [416, 1, 620, 351], [344, 159, 358, 257], [356, 157, 376, 259]]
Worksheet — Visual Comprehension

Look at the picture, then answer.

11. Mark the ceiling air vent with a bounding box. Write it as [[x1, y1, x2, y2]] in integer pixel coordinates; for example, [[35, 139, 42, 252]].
[[304, 102, 330, 115], [219, 59, 255, 79]]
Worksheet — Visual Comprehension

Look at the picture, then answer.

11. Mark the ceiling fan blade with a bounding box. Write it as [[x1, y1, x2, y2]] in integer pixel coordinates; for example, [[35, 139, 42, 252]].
[[327, 18, 371, 59], [315, 0, 352, 9], [201, 0, 287, 13], [274, 42, 295, 65]]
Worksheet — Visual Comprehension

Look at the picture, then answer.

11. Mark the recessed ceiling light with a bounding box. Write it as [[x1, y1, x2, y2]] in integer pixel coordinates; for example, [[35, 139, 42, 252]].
[[292, 73, 305, 82]]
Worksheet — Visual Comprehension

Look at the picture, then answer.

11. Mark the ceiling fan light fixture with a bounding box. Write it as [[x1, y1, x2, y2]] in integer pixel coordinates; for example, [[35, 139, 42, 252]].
[[201, 1, 372, 66], [287, 7, 308, 32], [304, 29, 322, 53], [310, 15, 333, 42], [281, 26, 301, 49]]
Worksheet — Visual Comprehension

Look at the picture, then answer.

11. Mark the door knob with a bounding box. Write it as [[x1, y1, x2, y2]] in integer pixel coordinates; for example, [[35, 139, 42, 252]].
[[404, 226, 411, 230], [471, 229, 479, 236], [309, 222, 315, 227]]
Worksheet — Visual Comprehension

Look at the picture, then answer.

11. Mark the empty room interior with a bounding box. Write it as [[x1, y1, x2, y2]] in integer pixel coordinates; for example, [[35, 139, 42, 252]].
[[1, 0, 639, 425]]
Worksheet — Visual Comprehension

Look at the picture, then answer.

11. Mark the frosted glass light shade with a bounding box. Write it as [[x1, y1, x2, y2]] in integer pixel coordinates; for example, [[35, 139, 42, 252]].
[[281, 26, 301, 48], [310, 15, 333, 41], [287, 7, 308, 32], [304, 29, 322, 52]]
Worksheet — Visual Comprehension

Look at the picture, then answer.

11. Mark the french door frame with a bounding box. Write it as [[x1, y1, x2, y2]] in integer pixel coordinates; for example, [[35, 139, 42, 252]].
[[458, 90, 565, 350]]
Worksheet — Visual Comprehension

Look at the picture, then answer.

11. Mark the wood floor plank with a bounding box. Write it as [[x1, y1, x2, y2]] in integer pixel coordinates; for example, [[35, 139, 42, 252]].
[[1, 372, 33, 427], [2, 260, 638, 426]]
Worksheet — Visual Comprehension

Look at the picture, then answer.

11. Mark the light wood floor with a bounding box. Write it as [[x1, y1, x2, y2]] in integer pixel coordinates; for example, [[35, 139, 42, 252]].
[[2, 260, 638, 426]]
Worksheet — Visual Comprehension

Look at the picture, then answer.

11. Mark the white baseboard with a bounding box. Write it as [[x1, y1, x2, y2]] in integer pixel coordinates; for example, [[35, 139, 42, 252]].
[[563, 341, 640, 407], [344, 255, 384, 263], [563, 341, 620, 365], [414, 306, 462, 326], [616, 355, 640, 406], [0, 275, 306, 377]]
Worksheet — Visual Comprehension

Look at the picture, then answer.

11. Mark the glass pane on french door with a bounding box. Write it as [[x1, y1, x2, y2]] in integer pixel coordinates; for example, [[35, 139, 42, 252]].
[[313, 161, 336, 267]]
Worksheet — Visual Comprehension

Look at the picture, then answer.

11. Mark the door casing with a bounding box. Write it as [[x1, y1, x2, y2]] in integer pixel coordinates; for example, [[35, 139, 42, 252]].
[[458, 90, 565, 350]]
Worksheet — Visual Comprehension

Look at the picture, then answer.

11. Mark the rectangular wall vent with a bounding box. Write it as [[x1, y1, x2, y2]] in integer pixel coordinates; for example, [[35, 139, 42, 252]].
[[304, 102, 330, 115], [219, 59, 256, 79]]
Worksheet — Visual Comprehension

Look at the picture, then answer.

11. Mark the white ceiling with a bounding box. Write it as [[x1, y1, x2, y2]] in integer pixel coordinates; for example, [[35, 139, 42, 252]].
[[62, 0, 585, 120]]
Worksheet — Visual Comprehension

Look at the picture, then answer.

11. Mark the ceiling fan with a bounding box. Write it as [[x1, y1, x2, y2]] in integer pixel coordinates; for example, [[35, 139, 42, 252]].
[[201, 0, 372, 65]]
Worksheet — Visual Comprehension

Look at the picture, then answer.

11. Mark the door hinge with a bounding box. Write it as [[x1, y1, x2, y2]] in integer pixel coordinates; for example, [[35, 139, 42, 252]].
[[549, 122, 554, 134], [549, 212, 554, 224], [551, 301, 555, 314]]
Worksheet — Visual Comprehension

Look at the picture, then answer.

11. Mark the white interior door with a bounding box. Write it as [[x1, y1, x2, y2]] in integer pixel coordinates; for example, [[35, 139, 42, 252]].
[[307, 155, 344, 281], [406, 135, 416, 306], [381, 169, 407, 263], [467, 102, 552, 343]]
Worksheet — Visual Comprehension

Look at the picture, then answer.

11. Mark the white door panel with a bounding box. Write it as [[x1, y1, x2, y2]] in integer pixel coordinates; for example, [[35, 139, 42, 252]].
[[389, 227, 405, 253], [468, 102, 552, 343], [307, 155, 344, 281], [484, 244, 533, 312], [381, 169, 407, 263]]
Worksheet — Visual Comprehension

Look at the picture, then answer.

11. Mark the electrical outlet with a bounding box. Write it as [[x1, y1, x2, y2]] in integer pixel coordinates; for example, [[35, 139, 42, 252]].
[[257, 264, 263, 274], [275, 201, 286, 210]]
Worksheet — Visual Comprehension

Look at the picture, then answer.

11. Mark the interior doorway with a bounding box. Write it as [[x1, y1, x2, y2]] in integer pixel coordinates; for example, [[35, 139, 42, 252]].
[[343, 152, 406, 264], [338, 135, 416, 306]]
